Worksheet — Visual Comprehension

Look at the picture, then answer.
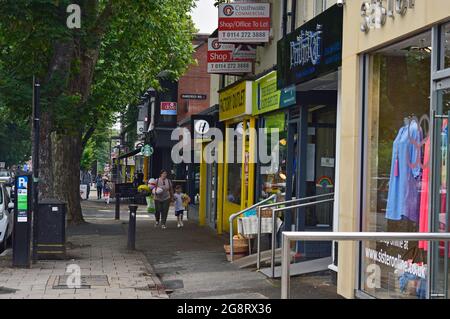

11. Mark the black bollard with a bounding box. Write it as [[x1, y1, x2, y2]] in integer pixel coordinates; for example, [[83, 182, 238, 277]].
[[128, 205, 137, 250], [115, 193, 120, 220]]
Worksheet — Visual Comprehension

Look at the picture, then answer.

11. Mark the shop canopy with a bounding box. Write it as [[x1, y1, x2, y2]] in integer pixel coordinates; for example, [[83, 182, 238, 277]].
[[117, 148, 141, 160]]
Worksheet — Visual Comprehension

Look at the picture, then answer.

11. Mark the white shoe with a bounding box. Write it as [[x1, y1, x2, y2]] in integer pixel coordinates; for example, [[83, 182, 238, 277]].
[[162, 225, 167, 230], [180, 221, 184, 227], [155, 222, 159, 227], [177, 223, 181, 228]]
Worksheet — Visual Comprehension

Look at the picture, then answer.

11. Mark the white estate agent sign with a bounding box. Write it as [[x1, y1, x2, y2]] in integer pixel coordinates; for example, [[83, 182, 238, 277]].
[[207, 38, 253, 74], [218, 3, 271, 43]]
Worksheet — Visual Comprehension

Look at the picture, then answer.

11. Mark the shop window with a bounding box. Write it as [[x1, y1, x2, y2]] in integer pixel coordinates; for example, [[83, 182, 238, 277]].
[[227, 123, 243, 205], [444, 23, 450, 69], [259, 112, 288, 202], [314, 0, 326, 16], [362, 32, 431, 299]]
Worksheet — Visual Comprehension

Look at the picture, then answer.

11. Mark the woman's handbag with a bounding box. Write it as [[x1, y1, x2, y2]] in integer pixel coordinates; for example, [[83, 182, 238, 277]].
[[146, 195, 156, 214]]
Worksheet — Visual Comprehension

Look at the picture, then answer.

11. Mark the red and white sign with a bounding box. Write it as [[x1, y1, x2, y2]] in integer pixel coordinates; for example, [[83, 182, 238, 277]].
[[207, 38, 254, 74], [218, 3, 270, 43], [160, 102, 177, 115]]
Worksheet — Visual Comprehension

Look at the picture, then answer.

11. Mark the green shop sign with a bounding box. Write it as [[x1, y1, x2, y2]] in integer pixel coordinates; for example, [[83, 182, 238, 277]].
[[141, 144, 153, 157], [252, 71, 281, 116]]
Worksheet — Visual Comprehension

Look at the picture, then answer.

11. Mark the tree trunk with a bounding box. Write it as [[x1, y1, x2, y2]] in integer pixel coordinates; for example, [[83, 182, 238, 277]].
[[53, 132, 84, 225], [37, 112, 54, 200]]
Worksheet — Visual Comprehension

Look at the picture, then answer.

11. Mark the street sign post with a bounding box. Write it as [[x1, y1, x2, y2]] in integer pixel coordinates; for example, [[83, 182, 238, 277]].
[[12, 173, 33, 268]]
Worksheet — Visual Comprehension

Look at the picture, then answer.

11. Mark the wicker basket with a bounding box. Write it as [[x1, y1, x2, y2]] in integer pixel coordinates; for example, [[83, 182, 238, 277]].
[[224, 244, 249, 261]]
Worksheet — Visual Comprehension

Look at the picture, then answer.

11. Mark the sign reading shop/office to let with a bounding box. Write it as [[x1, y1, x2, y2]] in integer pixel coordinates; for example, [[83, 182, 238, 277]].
[[160, 102, 177, 115], [218, 3, 271, 43], [207, 38, 253, 74]]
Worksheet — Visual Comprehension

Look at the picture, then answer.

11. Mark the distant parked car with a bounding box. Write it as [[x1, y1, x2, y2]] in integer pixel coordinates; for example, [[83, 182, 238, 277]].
[[0, 183, 14, 253], [0, 170, 12, 184]]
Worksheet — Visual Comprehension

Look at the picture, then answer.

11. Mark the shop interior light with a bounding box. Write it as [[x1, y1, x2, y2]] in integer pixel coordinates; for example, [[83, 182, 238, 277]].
[[279, 172, 287, 180], [279, 138, 287, 146]]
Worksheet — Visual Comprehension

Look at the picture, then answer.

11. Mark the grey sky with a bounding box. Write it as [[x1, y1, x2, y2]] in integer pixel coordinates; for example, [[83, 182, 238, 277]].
[[191, 0, 218, 34]]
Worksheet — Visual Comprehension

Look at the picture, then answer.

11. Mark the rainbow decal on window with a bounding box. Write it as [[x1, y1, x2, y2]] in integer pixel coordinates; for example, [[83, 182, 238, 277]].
[[316, 176, 334, 188]]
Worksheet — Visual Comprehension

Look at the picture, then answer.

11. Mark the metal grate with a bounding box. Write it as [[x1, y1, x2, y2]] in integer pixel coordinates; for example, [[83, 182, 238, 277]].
[[53, 275, 109, 289]]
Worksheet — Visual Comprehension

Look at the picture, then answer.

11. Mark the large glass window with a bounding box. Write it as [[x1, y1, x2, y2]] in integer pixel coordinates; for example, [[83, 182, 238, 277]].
[[227, 122, 243, 205], [259, 112, 288, 202], [362, 32, 432, 299], [443, 23, 450, 69]]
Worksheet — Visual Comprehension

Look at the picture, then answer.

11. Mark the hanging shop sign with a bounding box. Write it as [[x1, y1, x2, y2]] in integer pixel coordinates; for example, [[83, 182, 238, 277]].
[[160, 102, 177, 115], [141, 144, 153, 157], [207, 38, 254, 74], [137, 121, 145, 135], [218, 3, 271, 43], [280, 85, 296, 108], [277, 4, 343, 89], [191, 115, 215, 142], [252, 71, 281, 115], [219, 81, 253, 122], [360, 0, 415, 33]]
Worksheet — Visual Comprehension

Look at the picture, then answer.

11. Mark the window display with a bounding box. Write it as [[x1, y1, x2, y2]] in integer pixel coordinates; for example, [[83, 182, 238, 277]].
[[227, 122, 243, 206], [362, 32, 432, 299], [259, 112, 288, 202], [444, 23, 450, 69]]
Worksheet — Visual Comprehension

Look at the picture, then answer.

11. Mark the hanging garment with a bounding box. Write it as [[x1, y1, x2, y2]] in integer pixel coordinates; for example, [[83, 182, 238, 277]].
[[386, 120, 422, 222], [419, 120, 449, 252], [419, 138, 430, 250]]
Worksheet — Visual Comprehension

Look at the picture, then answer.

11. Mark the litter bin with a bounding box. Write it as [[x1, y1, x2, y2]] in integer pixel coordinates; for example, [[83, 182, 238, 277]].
[[34, 200, 66, 260]]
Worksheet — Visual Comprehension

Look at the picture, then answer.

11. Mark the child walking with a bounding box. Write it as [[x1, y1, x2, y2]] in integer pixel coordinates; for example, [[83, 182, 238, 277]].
[[173, 185, 189, 228]]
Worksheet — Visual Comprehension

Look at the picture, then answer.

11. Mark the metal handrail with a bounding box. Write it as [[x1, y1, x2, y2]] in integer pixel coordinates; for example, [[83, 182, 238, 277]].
[[256, 193, 334, 270], [264, 197, 335, 277], [229, 194, 277, 262], [281, 231, 450, 299]]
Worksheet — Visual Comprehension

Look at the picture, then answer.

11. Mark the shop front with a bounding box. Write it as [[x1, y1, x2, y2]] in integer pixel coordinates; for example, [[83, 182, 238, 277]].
[[338, 0, 450, 299], [277, 4, 343, 259], [218, 80, 256, 233], [253, 71, 288, 204]]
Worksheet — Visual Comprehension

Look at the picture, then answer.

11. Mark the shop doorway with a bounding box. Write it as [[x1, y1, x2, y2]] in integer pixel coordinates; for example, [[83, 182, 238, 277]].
[[205, 162, 217, 230], [286, 96, 337, 258], [430, 79, 450, 299]]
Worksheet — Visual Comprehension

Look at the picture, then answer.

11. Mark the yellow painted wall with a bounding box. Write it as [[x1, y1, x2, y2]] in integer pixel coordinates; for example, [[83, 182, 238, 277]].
[[338, 0, 450, 299], [221, 117, 257, 234]]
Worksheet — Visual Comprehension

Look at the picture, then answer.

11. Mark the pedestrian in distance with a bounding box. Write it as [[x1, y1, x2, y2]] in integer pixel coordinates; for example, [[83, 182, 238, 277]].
[[103, 179, 112, 204], [173, 185, 190, 228], [153, 169, 174, 229], [96, 174, 103, 199]]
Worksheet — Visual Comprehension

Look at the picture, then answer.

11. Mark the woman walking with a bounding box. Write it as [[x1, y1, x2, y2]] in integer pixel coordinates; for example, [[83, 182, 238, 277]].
[[96, 174, 103, 199], [153, 169, 174, 229]]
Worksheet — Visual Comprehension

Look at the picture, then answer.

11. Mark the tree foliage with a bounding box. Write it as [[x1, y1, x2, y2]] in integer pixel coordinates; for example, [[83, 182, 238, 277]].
[[0, 0, 197, 223]]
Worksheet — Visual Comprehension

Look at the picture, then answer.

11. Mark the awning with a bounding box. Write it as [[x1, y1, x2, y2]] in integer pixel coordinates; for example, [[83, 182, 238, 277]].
[[118, 148, 141, 159]]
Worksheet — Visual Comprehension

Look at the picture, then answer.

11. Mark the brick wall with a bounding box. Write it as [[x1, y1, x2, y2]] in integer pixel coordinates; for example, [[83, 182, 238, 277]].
[[177, 40, 211, 124]]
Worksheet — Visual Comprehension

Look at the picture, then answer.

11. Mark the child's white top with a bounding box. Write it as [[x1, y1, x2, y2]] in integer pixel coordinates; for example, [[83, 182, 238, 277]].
[[174, 193, 184, 211]]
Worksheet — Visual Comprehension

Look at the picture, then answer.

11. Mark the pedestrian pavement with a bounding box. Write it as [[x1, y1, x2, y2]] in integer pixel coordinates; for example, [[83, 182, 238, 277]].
[[0, 199, 168, 299], [0, 187, 342, 299]]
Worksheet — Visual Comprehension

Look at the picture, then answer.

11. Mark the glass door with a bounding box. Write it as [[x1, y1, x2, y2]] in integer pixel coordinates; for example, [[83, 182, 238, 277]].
[[429, 22, 450, 299], [205, 162, 217, 230], [430, 85, 450, 299]]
